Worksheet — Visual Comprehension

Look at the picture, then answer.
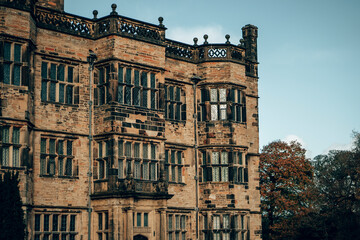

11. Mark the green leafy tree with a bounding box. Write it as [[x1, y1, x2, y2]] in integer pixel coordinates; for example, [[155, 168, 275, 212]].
[[0, 171, 25, 240], [260, 140, 314, 240]]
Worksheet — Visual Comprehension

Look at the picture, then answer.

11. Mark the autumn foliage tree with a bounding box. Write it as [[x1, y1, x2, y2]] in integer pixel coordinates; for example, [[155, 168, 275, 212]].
[[260, 140, 314, 240]]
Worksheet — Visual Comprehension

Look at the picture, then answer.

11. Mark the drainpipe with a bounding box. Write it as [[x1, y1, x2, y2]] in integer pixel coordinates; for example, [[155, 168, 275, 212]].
[[87, 50, 97, 240], [191, 75, 201, 240]]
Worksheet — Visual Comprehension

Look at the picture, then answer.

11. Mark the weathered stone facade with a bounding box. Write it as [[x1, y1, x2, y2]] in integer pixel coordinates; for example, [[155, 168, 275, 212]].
[[0, 0, 261, 239]]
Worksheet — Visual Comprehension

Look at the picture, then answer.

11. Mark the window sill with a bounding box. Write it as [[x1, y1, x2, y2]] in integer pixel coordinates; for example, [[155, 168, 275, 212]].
[[1, 166, 26, 170], [40, 174, 79, 179], [165, 119, 186, 124], [168, 181, 186, 185], [41, 101, 79, 108]]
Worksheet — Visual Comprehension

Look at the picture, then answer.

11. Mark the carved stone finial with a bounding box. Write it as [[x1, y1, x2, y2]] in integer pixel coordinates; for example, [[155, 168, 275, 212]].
[[225, 34, 230, 44], [111, 3, 118, 15], [92, 10, 98, 20], [203, 34, 208, 44], [239, 39, 245, 47], [158, 17, 164, 27], [193, 37, 198, 46]]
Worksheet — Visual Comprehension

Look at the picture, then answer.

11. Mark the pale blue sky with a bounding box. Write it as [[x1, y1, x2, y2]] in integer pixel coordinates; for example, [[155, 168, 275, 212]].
[[65, 0, 360, 158]]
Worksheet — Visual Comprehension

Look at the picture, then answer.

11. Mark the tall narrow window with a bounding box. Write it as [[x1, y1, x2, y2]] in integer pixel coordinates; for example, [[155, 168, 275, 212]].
[[41, 61, 78, 104], [1, 42, 25, 86]]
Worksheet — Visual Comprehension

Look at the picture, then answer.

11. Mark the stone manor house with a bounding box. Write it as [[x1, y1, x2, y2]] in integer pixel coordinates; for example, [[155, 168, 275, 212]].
[[0, 0, 261, 239]]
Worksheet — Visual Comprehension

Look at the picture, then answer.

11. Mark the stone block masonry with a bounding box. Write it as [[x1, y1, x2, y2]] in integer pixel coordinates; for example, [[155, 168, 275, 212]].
[[0, 0, 261, 239]]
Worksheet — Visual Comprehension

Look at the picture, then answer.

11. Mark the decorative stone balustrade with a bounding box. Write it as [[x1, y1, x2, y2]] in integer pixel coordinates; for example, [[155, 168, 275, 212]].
[[93, 177, 170, 198], [1, 0, 249, 67]]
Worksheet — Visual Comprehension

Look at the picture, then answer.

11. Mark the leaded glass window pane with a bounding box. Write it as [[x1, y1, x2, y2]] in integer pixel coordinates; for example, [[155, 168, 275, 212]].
[[171, 166, 176, 182], [125, 86, 131, 104], [165, 150, 168, 164], [61, 215, 67, 231], [34, 214, 41, 232], [181, 216, 186, 229], [141, 72, 147, 87], [70, 215, 76, 231], [211, 152, 219, 164], [12, 127, 20, 143], [221, 152, 228, 164], [50, 63, 57, 80], [213, 216, 220, 229], [212, 167, 220, 182], [117, 85, 123, 103], [44, 214, 50, 231], [223, 215, 230, 229], [13, 65, 20, 85], [133, 87, 140, 106], [14, 44, 21, 62], [49, 82, 56, 101], [49, 139, 55, 154], [142, 89, 147, 107], [67, 141, 73, 155], [177, 151, 182, 164], [137, 213, 141, 227], [118, 160, 124, 178], [126, 69, 132, 84], [48, 157, 55, 175], [175, 87, 180, 101], [125, 142, 131, 157], [118, 140, 123, 157], [151, 144, 156, 159], [134, 143, 140, 158], [118, 66, 123, 83], [178, 167, 182, 182], [143, 143, 148, 159], [41, 81, 47, 101], [41, 138, 46, 153], [65, 158, 72, 176], [211, 105, 218, 121], [143, 162, 149, 180], [168, 215, 173, 230], [220, 104, 227, 120], [151, 91, 156, 109], [150, 73, 156, 88], [150, 163, 156, 181], [2, 147, 9, 166], [66, 85, 73, 104], [4, 42, 11, 61], [210, 89, 218, 102], [68, 67, 73, 83], [59, 84, 65, 103], [134, 161, 140, 179], [3, 64, 10, 84], [175, 104, 181, 120], [219, 88, 226, 102], [53, 214, 59, 231], [59, 158, 64, 176], [144, 213, 148, 227], [57, 64, 65, 81], [2, 127, 9, 142], [12, 147, 19, 167]]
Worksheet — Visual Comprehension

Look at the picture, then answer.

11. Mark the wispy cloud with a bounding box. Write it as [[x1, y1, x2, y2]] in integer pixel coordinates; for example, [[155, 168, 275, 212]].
[[166, 25, 228, 45]]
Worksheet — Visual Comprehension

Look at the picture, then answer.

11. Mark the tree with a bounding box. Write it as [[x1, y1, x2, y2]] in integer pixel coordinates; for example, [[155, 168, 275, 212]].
[[260, 140, 314, 240], [306, 131, 360, 240], [0, 171, 25, 240]]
